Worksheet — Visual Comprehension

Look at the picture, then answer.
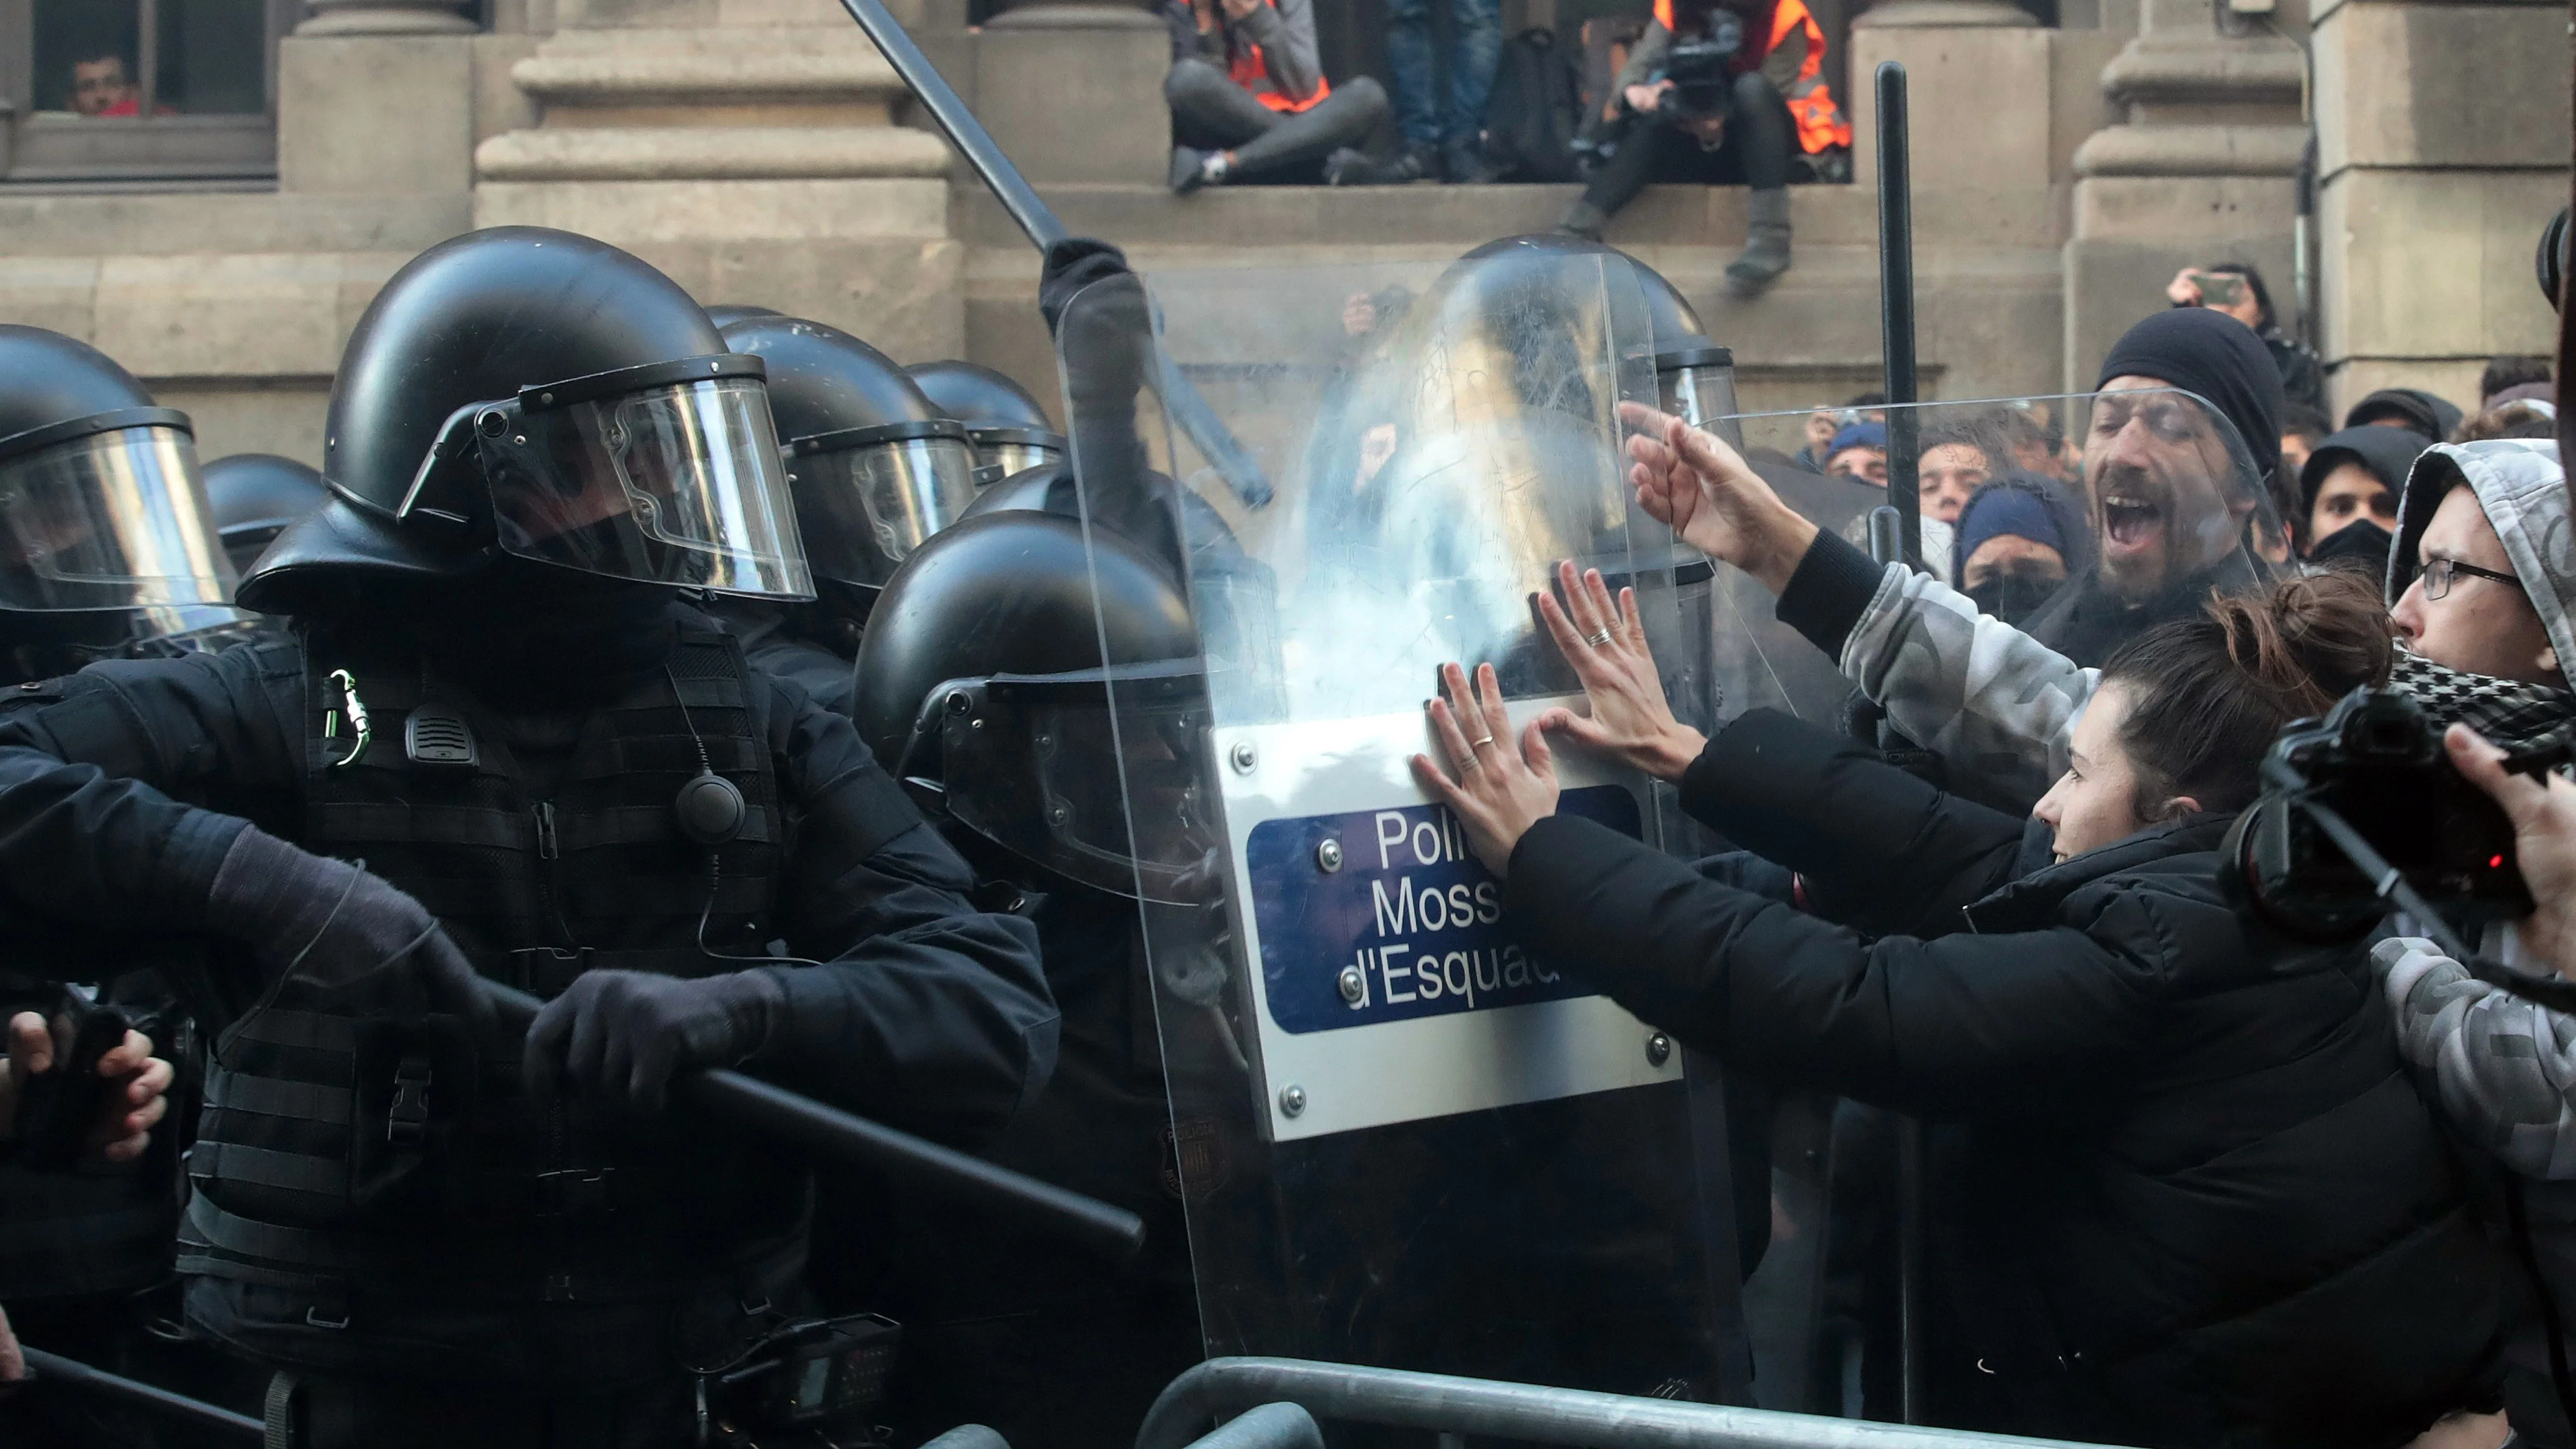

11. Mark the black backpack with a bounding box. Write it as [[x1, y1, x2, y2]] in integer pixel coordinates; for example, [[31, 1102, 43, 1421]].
[[1479, 28, 1584, 183]]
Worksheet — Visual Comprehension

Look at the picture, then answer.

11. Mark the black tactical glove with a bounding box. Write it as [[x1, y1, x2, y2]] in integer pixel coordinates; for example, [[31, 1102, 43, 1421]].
[[523, 969, 785, 1114], [1038, 236, 1133, 341], [204, 827, 492, 1031]]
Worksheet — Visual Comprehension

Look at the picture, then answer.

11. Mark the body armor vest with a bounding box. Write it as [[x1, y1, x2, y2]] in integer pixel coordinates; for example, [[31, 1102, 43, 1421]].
[[179, 611, 805, 1309]]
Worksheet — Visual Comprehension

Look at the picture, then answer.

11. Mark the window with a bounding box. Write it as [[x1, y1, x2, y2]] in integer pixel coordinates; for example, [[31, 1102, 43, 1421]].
[[0, 0, 297, 184]]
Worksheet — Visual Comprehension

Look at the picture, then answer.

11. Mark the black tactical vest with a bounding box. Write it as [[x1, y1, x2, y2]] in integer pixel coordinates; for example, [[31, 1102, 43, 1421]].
[[179, 612, 808, 1310]]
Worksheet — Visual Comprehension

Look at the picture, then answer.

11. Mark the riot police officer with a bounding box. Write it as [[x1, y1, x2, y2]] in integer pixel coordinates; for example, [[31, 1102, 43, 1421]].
[[711, 315, 981, 715], [0, 325, 241, 1446], [904, 360, 1066, 487], [204, 452, 329, 584], [848, 509, 1205, 1449], [0, 228, 1053, 1449]]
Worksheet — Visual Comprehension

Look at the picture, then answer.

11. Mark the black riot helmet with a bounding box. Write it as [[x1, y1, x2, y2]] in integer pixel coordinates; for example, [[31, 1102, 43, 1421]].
[[854, 510, 1208, 903], [719, 316, 978, 613], [0, 326, 237, 663], [204, 453, 328, 579], [241, 227, 810, 615], [904, 359, 1067, 487], [704, 304, 783, 329], [1453, 233, 1735, 433]]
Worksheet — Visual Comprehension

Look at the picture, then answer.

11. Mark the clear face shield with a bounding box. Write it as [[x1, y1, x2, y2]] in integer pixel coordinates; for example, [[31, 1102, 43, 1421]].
[[0, 410, 238, 615], [787, 420, 981, 592], [406, 356, 815, 599]]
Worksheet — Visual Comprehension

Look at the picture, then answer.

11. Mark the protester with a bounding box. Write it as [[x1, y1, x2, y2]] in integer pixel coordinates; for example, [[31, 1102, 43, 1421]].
[[68, 54, 142, 119], [1915, 425, 1993, 525], [2457, 402, 2559, 444], [1164, 0, 1390, 192], [1823, 420, 1885, 486], [2350, 386, 2467, 442], [2282, 400, 2331, 478], [2297, 424, 2428, 573], [1552, 0, 1847, 297], [1793, 393, 1884, 472], [2375, 721, 2576, 1445], [1952, 475, 2083, 626], [1409, 562, 2508, 1449], [2165, 262, 2323, 410], [2483, 355, 2554, 411]]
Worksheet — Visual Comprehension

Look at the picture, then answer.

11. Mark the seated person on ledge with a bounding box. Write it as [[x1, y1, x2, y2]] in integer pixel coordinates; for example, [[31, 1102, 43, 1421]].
[[1163, 0, 1390, 193]]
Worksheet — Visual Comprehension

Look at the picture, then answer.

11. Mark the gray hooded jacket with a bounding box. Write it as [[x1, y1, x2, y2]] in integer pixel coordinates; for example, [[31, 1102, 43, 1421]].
[[1815, 438, 2573, 810]]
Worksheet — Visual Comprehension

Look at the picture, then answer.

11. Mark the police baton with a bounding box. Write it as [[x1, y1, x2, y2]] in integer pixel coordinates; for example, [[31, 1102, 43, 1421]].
[[825, 0, 1273, 508], [482, 981, 1148, 1262], [18, 1346, 264, 1442]]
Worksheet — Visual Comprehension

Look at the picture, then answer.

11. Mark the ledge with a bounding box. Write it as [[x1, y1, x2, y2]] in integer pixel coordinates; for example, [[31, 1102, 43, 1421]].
[[474, 124, 950, 182], [2072, 121, 2306, 177], [2100, 39, 2305, 105], [511, 32, 907, 108]]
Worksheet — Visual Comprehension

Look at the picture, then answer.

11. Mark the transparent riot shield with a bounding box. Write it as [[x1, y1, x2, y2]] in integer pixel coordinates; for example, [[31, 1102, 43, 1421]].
[[1055, 253, 1750, 1400]]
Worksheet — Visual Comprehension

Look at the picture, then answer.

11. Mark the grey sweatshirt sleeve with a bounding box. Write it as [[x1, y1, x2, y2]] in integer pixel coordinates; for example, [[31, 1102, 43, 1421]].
[[1233, 0, 1321, 103], [2377, 936, 2576, 1180], [1840, 559, 2097, 809]]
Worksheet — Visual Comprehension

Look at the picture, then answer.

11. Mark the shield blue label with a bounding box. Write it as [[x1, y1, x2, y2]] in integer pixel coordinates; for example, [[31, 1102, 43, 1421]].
[[1247, 785, 1642, 1035]]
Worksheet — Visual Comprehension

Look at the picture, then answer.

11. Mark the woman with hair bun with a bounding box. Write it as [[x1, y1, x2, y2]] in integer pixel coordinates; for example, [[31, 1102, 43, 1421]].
[[1412, 564, 2508, 1449]]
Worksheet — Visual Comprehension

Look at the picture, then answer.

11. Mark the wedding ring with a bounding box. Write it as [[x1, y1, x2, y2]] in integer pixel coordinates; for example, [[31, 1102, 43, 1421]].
[[1470, 735, 1497, 749], [1585, 628, 1615, 647]]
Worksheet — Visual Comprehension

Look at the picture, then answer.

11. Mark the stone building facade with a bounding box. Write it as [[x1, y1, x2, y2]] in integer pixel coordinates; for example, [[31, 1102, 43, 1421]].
[[0, 0, 2562, 466]]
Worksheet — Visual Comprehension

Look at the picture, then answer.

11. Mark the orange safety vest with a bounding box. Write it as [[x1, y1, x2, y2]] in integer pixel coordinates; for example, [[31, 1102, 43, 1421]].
[[1647, 0, 1851, 154], [1226, 2, 1332, 114]]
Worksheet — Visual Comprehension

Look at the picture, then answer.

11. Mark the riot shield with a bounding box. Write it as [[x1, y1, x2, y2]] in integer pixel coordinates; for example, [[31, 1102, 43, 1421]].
[[1055, 253, 1749, 1400]]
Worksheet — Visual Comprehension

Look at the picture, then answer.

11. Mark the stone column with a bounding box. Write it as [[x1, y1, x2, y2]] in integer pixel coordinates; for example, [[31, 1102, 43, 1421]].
[[297, 1, 478, 34], [1851, 0, 2037, 30], [2059, 0, 2304, 393], [474, 0, 966, 357], [973, 4, 1168, 187], [2310, 0, 2568, 412]]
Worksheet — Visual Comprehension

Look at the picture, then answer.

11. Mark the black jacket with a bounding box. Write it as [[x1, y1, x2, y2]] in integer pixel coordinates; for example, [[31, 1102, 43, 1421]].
[[1506, 710, 2508, 1449]]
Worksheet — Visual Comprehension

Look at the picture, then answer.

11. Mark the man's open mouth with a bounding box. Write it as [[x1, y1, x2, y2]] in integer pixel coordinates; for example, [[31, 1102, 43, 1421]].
[[2103, 494, 2162, 553]]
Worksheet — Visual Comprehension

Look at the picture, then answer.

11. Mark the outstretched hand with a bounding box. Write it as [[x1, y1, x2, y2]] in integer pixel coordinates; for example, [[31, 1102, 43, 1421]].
[[1410, 662, 1561, 877], [1618, 403, 1819, 596], [2448, 724, 2576, 980], [1532, 561, 1706, 782]]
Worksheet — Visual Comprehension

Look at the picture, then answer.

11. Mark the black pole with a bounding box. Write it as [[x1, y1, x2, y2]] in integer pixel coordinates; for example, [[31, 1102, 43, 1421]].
[[1874, 59, 1930, 1429], [1875, 61, 1922, 574], [21, 1347, 263, 1441], [484, 983, 1147, 1262], [829, 0, 1271, 507]]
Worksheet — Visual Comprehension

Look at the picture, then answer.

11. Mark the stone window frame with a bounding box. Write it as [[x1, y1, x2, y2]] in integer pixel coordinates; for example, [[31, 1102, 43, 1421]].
[[0, 0, 300, 186]]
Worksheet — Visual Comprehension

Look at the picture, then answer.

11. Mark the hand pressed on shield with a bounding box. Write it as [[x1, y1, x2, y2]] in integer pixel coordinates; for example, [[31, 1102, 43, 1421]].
[[0, 1011, 174, 1164], [2445, 724, 2576, 980], [1532, 560, 1708, 783], [1617, 403, 1819, 595], [1409, 662, 1560, 877]]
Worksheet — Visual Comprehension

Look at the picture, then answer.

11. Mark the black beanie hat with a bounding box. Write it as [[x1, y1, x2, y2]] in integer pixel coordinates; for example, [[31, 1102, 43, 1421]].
[[2094, 308, 2284, 488]]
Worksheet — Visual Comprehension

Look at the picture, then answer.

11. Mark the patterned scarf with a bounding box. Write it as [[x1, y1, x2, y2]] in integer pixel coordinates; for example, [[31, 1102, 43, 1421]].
[[2390, 649, 2576, 753]]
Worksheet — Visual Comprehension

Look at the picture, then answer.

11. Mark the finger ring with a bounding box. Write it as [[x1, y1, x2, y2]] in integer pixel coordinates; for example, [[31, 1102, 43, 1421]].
[[1585, 628, 1615, 647], [1459, 753, 1484, 771], [1470, 735, 1497, 749]]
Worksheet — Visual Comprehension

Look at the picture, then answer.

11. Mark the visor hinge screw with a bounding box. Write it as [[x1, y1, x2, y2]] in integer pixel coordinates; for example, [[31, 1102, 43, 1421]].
[[1228, 741, 1258, 774], [1048, 805, 1068, 824], [1278, 1084, 1306, 1118], [1336, 965, 1365, 1004], [1646, 1033, 1672, 1068], [1316, 838, 1343, 872]]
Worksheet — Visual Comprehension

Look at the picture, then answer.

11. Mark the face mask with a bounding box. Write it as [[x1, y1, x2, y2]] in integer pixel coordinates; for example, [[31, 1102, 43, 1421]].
[[406, 557, 678, 706], [1966, 564, 2065, 626]]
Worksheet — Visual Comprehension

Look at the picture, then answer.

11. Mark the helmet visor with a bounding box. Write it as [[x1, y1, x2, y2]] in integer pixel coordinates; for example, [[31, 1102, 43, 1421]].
[[482, 373, 814, 599], [0, 425, 236, 612], [792, 433, 980, 590]]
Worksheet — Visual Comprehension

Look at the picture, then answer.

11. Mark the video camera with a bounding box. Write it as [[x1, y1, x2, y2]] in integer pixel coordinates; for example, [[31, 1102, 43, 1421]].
[[1651, 7, 1745, 121], [2222, 687, 2576, 1004]]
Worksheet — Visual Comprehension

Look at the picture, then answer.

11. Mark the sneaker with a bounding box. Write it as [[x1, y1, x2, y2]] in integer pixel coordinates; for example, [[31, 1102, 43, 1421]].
[[1169, 146, 1212, 195], [1323, 147, 1371, 186], [1339, 141, 1437, 186]]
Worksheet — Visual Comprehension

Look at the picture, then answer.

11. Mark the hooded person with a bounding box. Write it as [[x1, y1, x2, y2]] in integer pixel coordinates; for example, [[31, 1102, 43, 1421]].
[[2383, 438, 2575, 753], [2347, 387, 2467, 443], [2297, 424, 2429, 576], [1950, 474, 2085, 626]]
